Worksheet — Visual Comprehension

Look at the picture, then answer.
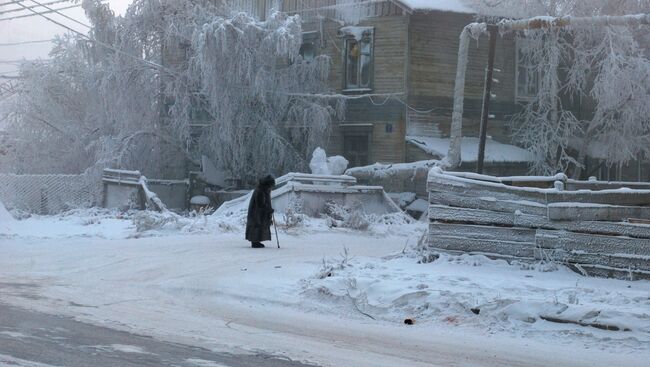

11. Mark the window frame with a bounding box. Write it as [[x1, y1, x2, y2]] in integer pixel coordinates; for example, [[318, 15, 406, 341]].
[[341, 27, 374, 93], [514, 36, 541, 102], [299, 31, 320, 62]]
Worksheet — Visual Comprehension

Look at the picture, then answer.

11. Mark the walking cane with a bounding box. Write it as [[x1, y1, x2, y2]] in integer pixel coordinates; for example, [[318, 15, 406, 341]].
[[272, 213, 280, 249]]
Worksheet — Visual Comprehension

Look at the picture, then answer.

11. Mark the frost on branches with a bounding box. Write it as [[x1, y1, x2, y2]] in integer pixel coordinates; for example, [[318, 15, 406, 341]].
[[184, 11, 343, 184], [3, 0, 341, 184], [475, 0, 650, 176]]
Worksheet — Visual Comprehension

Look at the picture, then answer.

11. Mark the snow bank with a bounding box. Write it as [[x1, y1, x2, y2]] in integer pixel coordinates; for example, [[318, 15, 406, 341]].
[[0, 200, 15, 234], [303, 251, 650, 349], [0, 208, 215, 240], [0, 200, 14, 222]]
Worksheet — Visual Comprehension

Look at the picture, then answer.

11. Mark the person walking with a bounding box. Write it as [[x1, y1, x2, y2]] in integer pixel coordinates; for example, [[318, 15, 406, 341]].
[[245, 175, 275, 248]]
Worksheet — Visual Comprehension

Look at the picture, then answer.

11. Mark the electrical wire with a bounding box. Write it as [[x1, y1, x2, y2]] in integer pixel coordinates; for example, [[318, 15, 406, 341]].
[[11, 1, 172, 73], [0, 4, 80, 22], [0, 0, 72, 16], [26, 0, 91, 29], [0, 39, 55, 46]]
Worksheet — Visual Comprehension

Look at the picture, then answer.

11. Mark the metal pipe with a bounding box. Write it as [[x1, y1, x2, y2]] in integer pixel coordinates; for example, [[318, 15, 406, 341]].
[[477, 25, 498, 174]]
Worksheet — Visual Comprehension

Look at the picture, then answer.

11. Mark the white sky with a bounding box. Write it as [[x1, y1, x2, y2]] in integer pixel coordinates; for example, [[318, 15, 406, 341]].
[[0, 0, 132, 77]]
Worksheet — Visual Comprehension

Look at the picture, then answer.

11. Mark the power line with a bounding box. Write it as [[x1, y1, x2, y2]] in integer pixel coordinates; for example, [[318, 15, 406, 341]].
[[0, 0, 72, 16], [26, 0, 90, 29], [11, 1, 172, 73], [0, 59, 42, 64], [0, 3, 80, 21], [0, 0, 26, 7], [0, 39, 54, 46]]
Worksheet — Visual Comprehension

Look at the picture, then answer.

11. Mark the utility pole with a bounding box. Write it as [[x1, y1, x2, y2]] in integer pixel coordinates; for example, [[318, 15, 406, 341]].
[[476, 24, 498, 174]]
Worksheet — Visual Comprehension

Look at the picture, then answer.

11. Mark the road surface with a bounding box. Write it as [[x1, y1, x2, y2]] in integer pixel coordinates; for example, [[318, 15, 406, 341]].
[[0, 302, 315, 367]]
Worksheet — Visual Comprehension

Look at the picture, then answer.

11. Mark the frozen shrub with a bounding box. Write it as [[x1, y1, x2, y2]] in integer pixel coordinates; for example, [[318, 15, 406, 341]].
[[283, 196, 307, 229], [133, 211, 179, 232]]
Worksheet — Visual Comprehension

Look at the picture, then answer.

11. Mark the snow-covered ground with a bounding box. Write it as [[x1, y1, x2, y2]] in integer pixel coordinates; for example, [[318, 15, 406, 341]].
[[0, 209, 648, 366]]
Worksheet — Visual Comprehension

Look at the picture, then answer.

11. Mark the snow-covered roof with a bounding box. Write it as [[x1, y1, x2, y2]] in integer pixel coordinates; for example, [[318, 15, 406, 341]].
[[395, 0, 476, 14], [407, 135, 535, 163]]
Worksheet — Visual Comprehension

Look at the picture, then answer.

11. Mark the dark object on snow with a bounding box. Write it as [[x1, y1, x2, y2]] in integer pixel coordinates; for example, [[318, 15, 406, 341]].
[[471, 307, 481, 315], [539, 315, 630, 332], [246, 175, 275, 246], [404, 318, 415, 325], [418, 253, 440, 264]]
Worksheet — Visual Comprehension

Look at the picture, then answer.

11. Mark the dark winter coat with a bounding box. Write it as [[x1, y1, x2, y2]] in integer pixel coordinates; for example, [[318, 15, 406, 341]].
[[245, 175, 275, 243]]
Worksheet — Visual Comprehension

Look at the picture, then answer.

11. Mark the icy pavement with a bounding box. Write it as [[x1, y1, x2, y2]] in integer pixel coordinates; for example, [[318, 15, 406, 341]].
[[0, 210, 648, 366], [0, 303, 312, 367]]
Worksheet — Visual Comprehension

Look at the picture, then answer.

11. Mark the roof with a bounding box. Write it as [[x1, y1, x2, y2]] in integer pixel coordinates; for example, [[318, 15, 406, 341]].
[[407, 136, 535, 163], [394, 0, 476, 14]]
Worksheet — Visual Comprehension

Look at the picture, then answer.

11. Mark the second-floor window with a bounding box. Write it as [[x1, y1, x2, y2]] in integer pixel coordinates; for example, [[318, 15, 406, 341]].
[[341, 27, 374, 91], [515, 36, 540, 101]]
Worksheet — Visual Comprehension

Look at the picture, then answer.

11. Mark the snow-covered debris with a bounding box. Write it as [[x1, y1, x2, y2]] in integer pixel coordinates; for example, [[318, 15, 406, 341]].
[[407, 135, 535, 163], [190, 195, 210, 206], [390, 192, 417, 209], [327, 155, 350, 176], [405, 198, 429, 213], [346, 160, 439, 179], [309, 147, 349, 176]]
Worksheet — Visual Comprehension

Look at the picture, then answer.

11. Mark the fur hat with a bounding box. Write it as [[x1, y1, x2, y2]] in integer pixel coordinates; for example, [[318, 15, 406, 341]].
[[259, 175, 276, 188]]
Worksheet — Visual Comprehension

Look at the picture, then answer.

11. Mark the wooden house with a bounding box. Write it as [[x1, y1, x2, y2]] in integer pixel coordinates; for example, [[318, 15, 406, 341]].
[[164, 0, 650, 182], [278, 0, 535, 175]]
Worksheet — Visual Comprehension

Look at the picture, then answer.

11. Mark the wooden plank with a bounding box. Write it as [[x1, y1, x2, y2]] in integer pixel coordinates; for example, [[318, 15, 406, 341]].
[[428, 235, 536, 259], [428, 174, 549, 203], [530, 245, 650, 271], [429, 191, 547, 216], [429, 222, 536, 243], [566, 179, 650, 191], [428, 204, 514, 226], [545, 191, 650, 206], [513, 212, 650, 238], [547, 203, 650, 222], [428, 248, 534, 262], [628, 218, 650, 225], [429, 171, 650, 206], [427, 206, 650, 238], [535, 229, 650, 256], [569, 264, 650, 281]]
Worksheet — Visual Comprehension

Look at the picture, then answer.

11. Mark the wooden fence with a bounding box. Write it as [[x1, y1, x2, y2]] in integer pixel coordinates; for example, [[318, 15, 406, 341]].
[[427, 168, 650, 280]]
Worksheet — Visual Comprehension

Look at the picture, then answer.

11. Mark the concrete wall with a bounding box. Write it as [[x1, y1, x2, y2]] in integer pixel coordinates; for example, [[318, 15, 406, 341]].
[[148, 180, 188, 210]]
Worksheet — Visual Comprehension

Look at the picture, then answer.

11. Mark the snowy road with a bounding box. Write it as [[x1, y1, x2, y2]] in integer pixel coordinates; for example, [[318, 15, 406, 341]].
[[0, 302, 313, 367], [0, 224, 647, 367]]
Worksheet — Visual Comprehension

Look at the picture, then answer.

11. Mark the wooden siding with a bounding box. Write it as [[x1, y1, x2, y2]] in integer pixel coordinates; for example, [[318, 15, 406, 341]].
[[282, 0, 404, 22], [302, 12, 409, 165], [408, 12, 519, 143]]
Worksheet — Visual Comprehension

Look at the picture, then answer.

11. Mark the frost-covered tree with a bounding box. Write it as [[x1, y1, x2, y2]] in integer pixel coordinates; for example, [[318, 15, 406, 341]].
[[476, 0, 650, 176], [5, 0, 340, 184], [171, 9, 342, 183]]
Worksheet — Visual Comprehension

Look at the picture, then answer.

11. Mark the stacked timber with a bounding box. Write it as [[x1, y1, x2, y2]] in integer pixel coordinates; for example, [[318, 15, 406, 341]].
[[427, 168, 650, 280]]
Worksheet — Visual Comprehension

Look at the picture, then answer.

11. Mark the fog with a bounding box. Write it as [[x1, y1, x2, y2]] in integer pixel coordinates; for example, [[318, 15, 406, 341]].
[[0, 0, 131, 77]]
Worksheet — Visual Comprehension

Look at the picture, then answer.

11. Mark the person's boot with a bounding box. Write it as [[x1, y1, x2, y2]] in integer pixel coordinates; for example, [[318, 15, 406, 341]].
[[251, 242, 265, 248]]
